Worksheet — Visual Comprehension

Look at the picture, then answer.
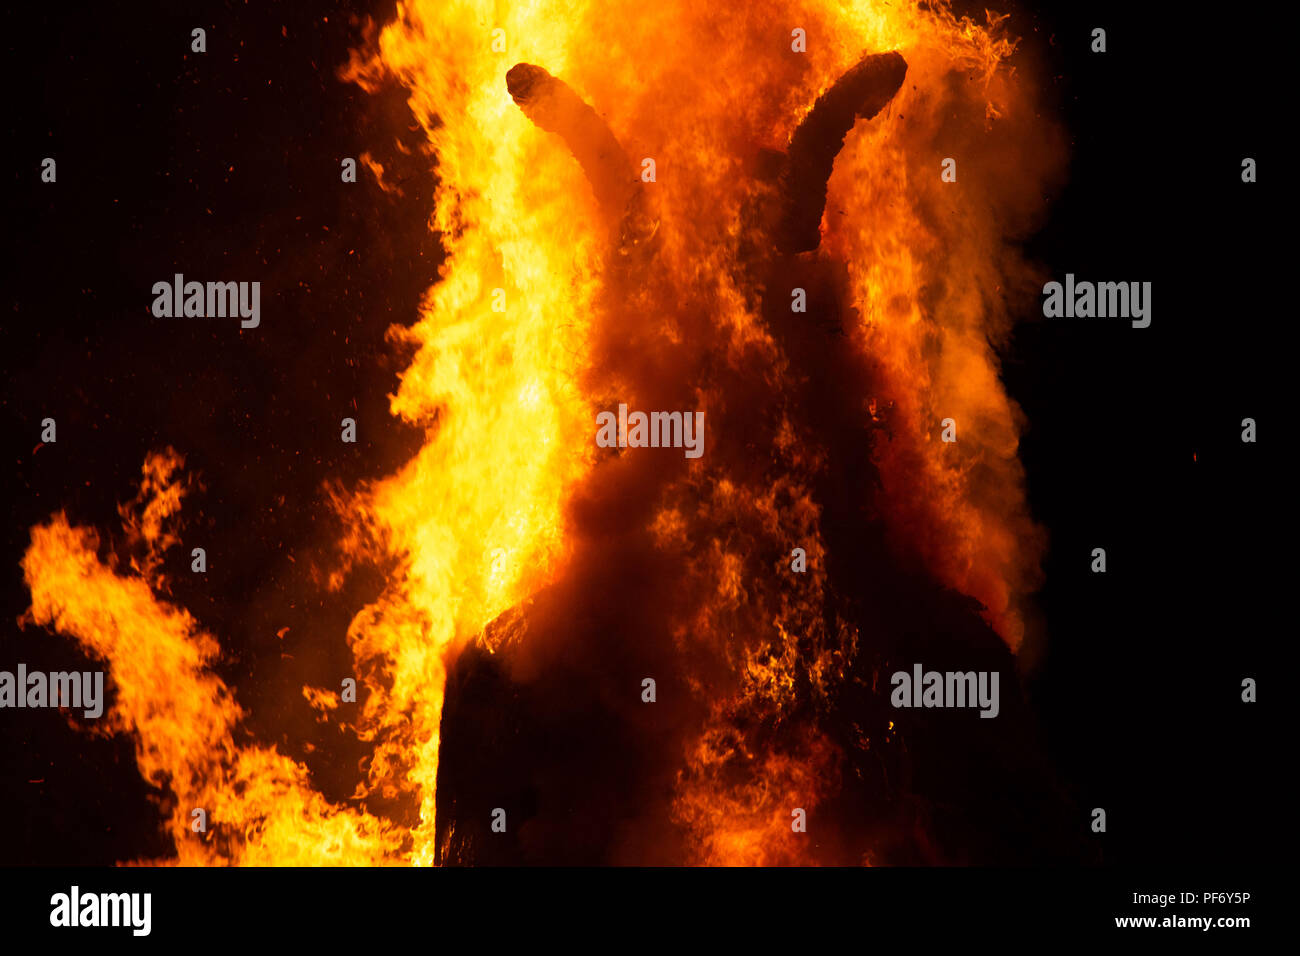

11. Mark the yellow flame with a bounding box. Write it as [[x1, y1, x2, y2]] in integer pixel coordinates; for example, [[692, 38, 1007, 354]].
[[22, 480, 404, 864]]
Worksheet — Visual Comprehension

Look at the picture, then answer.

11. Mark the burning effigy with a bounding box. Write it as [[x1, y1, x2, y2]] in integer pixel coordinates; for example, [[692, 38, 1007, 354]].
[[20, 0, 1079, 866]]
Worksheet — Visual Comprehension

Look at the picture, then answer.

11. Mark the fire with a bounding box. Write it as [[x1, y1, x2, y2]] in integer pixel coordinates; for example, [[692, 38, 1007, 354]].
[[21, 454, 403, 865], [20, 0, 1063, 865]]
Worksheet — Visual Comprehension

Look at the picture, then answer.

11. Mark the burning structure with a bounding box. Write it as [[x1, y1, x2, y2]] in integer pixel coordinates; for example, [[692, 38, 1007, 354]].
[[16, 0, 1086, 865]]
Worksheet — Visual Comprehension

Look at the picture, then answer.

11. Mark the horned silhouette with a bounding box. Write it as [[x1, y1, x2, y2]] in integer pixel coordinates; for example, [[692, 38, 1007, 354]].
[[506, 51, 908, 255], [430, 52, 1087, 866]]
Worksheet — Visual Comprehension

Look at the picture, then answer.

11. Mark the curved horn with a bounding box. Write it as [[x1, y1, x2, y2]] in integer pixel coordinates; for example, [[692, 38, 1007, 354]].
[[775, 51, 907, 253], [506, 63, 636, 219]]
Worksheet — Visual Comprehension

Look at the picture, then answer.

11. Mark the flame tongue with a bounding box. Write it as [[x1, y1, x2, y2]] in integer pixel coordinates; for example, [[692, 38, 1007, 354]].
[[21, 459, 404, 865]]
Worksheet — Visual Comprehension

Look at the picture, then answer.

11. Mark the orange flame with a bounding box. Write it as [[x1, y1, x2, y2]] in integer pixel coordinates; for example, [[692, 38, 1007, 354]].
[[21, 454, 403, 864]]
